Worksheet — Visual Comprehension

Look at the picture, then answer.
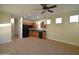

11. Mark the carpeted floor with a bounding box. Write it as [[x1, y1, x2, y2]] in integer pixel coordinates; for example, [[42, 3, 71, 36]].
[[0, 37, 79, 55]]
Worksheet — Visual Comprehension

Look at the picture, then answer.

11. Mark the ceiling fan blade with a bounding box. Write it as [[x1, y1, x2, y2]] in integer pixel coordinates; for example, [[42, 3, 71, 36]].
[[41, 4, 44, 7], [41, 4, 47, 9], [47, 10, 53, 13], [47, 5, 57, 9], [41, 4, 47, 7], [44, 4, 47, 7]]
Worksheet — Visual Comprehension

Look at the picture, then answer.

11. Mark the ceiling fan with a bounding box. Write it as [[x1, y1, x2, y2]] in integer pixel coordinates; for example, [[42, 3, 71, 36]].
[[40, 4, 57, 14]]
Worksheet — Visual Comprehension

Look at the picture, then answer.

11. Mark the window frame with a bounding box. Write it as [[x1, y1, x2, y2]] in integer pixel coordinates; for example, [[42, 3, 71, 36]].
[[69, 15, 79, 23], [46, 19, 51, 24], [55, 17, 62, 24]]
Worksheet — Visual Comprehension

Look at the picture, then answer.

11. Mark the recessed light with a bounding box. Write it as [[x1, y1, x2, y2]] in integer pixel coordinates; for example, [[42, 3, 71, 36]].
[[28, 13, 31, 16]]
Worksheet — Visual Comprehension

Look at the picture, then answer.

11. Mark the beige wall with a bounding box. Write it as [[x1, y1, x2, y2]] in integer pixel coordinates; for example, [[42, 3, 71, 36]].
[[46, 10, 79, 46], [0, 12, 11, 24], [18, 18, 23, 39], [0, 11, 11, 43]]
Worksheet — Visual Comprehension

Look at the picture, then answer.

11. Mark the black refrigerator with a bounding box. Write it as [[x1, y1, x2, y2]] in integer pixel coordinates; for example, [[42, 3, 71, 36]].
[[22, 25, 32, 38]]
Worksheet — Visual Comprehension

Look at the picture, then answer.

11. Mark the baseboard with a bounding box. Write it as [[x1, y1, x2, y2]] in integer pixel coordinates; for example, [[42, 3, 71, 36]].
[[47, 38, 79, 47], [0, 40, 11, 44]]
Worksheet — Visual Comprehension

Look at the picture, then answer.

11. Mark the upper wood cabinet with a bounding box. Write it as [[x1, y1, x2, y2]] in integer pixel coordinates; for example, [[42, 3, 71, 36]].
[[31, 23, 37, 28], [23, 19, 35, 25], [41, 22, 46, 28]]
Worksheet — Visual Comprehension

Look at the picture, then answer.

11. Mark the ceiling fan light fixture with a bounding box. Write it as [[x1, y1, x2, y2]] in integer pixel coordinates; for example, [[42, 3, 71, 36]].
[[40, 4, 57, 14]]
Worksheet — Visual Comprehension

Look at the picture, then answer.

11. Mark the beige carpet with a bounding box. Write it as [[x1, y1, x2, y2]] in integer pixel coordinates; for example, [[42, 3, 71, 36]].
[[0, 37, 79, 55]]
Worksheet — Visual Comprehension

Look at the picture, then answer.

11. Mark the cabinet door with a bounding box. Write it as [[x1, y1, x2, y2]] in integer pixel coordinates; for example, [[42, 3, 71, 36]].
[[39, 31, 42, 39], [34, 31, 38, 38], [42, 32, 46, 39]]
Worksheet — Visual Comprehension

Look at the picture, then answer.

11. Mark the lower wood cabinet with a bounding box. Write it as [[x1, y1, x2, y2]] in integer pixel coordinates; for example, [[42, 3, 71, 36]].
[[29, 30, 46, 39], [42, 32, 46, 39]]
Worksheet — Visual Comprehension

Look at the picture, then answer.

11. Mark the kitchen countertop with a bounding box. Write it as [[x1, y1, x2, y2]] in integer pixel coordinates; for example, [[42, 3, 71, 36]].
[[29, 28, 46, 32]]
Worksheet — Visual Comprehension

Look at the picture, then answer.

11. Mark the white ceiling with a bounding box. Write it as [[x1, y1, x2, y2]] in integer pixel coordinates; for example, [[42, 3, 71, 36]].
[[0, 4, 79, 20]]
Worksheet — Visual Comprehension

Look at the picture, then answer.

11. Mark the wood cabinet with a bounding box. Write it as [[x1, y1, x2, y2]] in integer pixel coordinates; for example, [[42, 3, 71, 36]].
[[29, 30, 46, 39], [31, 23, 37, 28], [42, 31, 46, 39], [41, 22, 46, 28]]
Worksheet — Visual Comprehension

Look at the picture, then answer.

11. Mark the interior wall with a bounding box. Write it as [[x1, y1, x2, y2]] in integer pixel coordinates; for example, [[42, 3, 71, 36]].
[[18, 18, 23, 39], [14, 19, 18, 37], [0, 11, 11, 43], [46, 10, 79, 46], [11, 18, 15, 39]]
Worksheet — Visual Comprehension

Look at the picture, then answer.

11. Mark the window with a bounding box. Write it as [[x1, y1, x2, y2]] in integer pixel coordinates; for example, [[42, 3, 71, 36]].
[[56, 17, 62, 24], [47, 19, 51, 24], [69, 15, 79, 23]]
